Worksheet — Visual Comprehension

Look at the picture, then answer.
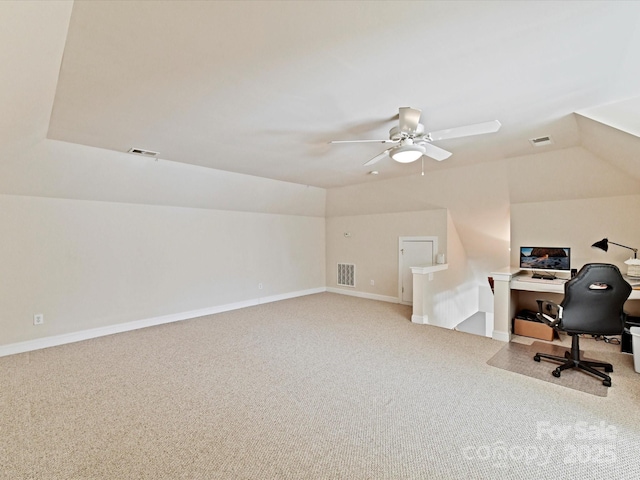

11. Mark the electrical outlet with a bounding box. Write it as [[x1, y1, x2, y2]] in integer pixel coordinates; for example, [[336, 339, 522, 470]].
[[370, 280, 375, 286], [34, 314, 44, 325], [258, 283, 263, 290]]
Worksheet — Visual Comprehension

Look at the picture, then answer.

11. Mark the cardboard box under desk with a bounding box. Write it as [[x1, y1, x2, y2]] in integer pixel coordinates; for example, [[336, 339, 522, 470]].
[[513, 318, 555, 341]]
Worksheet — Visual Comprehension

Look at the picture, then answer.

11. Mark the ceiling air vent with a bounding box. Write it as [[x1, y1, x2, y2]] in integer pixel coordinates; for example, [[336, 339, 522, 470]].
[[529, 136, 554, 147], [128, 147, 159, 157]]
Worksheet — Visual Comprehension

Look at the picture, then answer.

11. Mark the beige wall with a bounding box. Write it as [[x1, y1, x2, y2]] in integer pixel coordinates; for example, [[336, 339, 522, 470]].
[[325, 160, 511, 327], [0, 120, 327, 349], [326, 160, 512, 279], [511, 194, 640, 316], [508, 145, 640, 272], [511, 194, 640, 272], [326, 210, 448, 298], [324, 208, 481, 329], [2, 1, 640, 347], [506, 147, 640, 204], [3, 142, 638, 347], [0, 193, 325, 346], [325, 146, 640, 328], [0, 0, 328, 352], [0, 139, 326, 217]]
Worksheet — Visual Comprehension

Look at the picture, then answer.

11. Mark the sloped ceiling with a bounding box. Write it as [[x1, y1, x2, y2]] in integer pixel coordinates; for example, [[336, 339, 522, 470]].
[[6, 1, 640, 189], [0, 1, 72, 150], [576, 110, 640, 181]]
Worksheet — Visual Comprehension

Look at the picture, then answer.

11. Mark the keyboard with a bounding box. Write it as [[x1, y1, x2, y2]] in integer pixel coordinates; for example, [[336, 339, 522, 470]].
[[516, 276, 568, 285]]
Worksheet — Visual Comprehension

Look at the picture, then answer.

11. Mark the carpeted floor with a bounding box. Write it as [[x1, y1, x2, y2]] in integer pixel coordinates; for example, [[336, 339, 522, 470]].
[[1, 293, 639, 479]]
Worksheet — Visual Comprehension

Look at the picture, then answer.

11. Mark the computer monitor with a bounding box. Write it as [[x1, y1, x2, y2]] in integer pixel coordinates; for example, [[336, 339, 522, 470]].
[[519, 247, 571, 274]]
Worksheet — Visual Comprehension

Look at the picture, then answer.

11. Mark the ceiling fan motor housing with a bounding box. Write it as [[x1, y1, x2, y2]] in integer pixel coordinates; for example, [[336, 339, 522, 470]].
[[389, 123, 425, 141]]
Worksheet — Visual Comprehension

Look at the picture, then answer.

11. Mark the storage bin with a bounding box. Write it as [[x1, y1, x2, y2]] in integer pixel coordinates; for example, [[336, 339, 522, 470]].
[[513, 318, 555, 341], [512, 309, 555, 341], [631, 326, 640, 373]]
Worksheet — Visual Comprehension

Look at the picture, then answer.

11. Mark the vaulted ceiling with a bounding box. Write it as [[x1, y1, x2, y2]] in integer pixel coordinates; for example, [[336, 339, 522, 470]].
[[17, 1, 640, 188]]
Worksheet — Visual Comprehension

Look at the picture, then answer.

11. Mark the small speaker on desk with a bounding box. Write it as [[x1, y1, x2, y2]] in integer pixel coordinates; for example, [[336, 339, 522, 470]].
[[571, 268, 577, 278]]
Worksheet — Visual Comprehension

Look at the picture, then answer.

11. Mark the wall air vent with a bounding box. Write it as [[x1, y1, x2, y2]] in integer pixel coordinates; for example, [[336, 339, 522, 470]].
[[128, 148, 159, 157], [529, 136, 554, 147], [337, 263, 356, 287]]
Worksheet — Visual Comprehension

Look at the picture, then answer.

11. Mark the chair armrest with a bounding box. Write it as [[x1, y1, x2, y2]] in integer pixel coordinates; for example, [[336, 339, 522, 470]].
[[536, 299, 562, 327]]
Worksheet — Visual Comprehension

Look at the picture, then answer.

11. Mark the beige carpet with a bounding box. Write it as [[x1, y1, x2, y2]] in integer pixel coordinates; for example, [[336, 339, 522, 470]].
[[487, 341, 622, 397], [2, 293, 640, 479]]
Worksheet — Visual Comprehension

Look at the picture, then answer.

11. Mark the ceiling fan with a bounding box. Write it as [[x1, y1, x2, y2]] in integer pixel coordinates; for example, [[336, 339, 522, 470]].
[[330, 107, 501, 166]]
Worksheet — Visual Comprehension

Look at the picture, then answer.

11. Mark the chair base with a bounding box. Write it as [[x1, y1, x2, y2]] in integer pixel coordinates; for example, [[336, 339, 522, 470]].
[[533, 334, 613, 387]]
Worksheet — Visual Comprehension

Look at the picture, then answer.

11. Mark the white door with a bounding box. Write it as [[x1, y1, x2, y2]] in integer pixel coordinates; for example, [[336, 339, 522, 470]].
[[399, 238, 435, 304]]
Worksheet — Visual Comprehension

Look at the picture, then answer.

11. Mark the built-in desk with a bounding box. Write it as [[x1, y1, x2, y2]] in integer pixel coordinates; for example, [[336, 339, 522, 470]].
[[491, 268, 640, 342]]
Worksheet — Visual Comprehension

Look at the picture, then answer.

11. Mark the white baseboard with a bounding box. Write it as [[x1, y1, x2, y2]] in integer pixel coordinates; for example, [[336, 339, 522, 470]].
[[325, 287, 399, 304], [492, 330, 511, 342], [0, 287, 327, 358], [258, 287, 325, 305], [411, 314, 428, 324]]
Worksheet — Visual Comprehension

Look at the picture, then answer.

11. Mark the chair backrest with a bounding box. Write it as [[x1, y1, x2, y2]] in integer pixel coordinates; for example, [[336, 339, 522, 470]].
[[560, 263, 632, 335]]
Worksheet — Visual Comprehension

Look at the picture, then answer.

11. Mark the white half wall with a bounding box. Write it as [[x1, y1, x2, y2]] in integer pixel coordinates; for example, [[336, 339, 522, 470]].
[[430, 211, 477, 329], [325, 209, 477, 329]]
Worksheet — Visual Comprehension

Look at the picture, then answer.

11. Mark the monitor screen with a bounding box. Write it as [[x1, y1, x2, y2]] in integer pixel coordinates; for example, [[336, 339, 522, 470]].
[[519, 247, 571, 272]]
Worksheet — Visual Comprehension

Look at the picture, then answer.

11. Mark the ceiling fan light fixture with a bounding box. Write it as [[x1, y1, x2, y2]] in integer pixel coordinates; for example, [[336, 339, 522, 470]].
[[390, 144, 425, 163], [330, 107, 499, 168]]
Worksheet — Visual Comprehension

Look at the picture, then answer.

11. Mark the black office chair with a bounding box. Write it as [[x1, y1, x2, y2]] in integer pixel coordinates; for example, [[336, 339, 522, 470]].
[[533, 263, 632, 387]]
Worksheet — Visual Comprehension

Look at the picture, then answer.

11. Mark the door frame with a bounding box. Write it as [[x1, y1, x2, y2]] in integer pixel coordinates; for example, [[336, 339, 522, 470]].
[[398, 236, 438, 304]]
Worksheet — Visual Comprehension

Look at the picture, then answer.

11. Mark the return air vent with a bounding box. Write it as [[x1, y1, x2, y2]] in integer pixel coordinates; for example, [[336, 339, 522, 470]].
[[337, 263, 356, 287], [128, 147, 159, 157], [529, 136, 554, 147]]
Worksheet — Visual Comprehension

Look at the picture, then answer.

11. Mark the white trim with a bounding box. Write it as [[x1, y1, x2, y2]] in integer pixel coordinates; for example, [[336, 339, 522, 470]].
[[410, 264, 448, 275], [257, 287, 325, 305], [0, 287, 326, 358], [411, 314, 429, 324], [398, 236, 438, 303], [492, 330, 512, 342], [326, 287, 399, 304], [490, 267, 520, 282]]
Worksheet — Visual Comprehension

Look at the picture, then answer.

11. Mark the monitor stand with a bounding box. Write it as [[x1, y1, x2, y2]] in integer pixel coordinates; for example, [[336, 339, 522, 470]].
[[532, 272, 557, 281]]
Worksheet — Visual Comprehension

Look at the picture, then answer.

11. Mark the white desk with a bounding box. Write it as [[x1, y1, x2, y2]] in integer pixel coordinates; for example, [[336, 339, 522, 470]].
[[491, 268, 640, 342]]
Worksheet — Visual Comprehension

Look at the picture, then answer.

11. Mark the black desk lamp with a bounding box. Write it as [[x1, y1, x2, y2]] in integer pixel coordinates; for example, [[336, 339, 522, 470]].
[[591, 238, 638, 259]]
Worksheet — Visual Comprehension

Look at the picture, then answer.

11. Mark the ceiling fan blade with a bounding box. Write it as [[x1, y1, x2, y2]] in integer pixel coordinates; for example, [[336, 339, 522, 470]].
[[398, 107, 422, 133], [363, 149, 391, 166], [330, 139, 397, 144], [428, 120, 501, 142], [422, 143, 452, 161]]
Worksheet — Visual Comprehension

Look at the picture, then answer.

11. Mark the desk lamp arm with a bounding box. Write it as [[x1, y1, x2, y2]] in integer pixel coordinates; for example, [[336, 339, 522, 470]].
[[608, 242, 638, 259]]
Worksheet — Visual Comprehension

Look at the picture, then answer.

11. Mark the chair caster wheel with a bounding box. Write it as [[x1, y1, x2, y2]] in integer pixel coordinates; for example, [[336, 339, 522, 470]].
[[605, 365, 613, 373], [533, 355, 540, 362], [552, 369, 561, 378], [603, 380, 611, 387]]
